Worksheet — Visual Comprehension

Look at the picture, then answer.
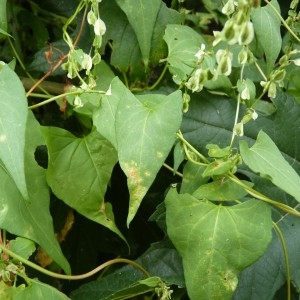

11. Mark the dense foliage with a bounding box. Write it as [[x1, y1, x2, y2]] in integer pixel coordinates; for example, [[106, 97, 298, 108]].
[[0, 0, 300, 299]]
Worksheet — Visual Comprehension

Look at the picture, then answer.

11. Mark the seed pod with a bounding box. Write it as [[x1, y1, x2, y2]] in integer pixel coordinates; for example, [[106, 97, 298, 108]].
[[238, 21, 254, 45]]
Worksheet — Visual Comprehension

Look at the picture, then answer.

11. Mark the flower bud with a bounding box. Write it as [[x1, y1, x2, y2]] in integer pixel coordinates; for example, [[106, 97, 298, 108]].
[[74, 95, 84, 107], [94, 18, 106, 36], [292, 58, 300, 66], [182, 93, 191, 113], [237, 78, 256, 100], [87, 10, 97, 25], [92, 52, 101, 65], [233, 122, 244, 136], [195, 44, 206, 64], [267, 82, 277, 99]]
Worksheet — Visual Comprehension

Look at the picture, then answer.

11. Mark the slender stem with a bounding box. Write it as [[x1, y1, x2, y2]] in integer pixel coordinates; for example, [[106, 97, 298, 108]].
[[21, 77, 65, 95], [28, 89, 105, 110], [122, 72, 129, 89], [73, 5, 88, 48], [272, 222, 291, 300], [176, 131, 210, 164], [28, 91, 78, 109], [148, 63, 168, 91], [254, 61, 268, 81], [228, 174, 300, 217], [8, 37, 26, 71], [0, 243, 150, 280], [264, 0, 300, 43], [163, 163, 183, 177], [8, 39, 50, 96], [26, 55, 67, 97], [27, 93, 52, 99], [230, 94, 241, 147]]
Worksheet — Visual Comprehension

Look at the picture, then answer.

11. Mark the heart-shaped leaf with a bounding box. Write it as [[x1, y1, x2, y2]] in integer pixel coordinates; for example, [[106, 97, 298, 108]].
[[42, 126, 125, 242], [165, 189, 272, 300]]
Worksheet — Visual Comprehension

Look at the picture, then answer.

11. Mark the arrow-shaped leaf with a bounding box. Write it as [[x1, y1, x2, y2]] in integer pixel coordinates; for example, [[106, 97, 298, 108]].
[[115, 0, 161, 67], [114, 82, 182, 225]]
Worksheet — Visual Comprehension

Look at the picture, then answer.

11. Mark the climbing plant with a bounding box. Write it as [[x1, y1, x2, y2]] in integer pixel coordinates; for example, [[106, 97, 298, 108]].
[[0, 0, 300, 299]]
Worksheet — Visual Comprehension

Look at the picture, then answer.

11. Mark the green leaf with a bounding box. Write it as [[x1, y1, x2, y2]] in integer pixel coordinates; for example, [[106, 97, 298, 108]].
[[165, 189, 272, 300], [116, 89, 183, 225], [93, 77, 122, 149], [9, 237, 35, 260], [148, 3, 184, 64], [0, 64, 29, 200], [0, 0, 7, 40], [101, 1, 182, 76], [70, 240, 184, 300], [206, 144, 231, 158], [173, 141, 185, 173], [42, 127, 125, 241], [0, 281, 25, 300], [240, 130, 300, 203], [14, 279, 70, 300], [103, 280, 156, 300], [100, 1, 142, 76], [180, 161, 208, 194], [0, 112, 70, 274], [93, 61, 116, 91], [163, 24, 207, 84], [202, 159, 234, 177], [251, 0, 281, 74], [102, 277, 167, 300], [234, 213, 300, 299], [193, 179, 252, 201], [115, 0, 161, 67]]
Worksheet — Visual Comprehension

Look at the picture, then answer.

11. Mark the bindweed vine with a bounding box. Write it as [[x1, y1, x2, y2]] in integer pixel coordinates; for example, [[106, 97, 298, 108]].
[[0, 0, 300, 299]]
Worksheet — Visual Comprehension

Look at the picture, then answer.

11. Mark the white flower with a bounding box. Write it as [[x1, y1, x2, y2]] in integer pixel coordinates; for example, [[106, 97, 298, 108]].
[[212, 31, 222, 46], [222, 0, 236, 15], [94, 18, 106, 36], [241, 85, 250, 100], [251, 110, 258, 120], [87, 10, 96, 25], [74, 95, 84, 107], [81, 53, 93, 71], [195, 44, 206, 64], [233, 122, 244, 136], [292, 58, 300, 66]]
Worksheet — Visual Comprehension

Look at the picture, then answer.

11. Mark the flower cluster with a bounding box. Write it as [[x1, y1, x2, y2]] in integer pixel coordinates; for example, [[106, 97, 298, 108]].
[[214, 0, 254, 46], [62, 0, 105, 88]]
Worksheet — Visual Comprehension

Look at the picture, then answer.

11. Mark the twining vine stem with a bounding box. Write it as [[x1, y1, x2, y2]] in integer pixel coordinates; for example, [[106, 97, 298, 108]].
[[272, 222, 291, 300], [0, 243, 150, 280]]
